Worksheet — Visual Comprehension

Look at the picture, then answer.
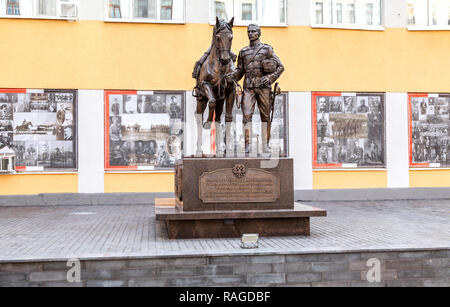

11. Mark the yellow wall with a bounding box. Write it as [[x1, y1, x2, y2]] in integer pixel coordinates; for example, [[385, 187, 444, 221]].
[[410, 170, 450, 188], [313, 171, 387, 189], [1, 19, 450, 193], [0, 174, 78, 195], [0, 20, 449, 93], [104, 173, 174, 193]]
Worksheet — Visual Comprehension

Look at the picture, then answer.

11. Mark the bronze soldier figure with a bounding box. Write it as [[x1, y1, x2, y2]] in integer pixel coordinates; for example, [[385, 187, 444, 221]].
[[226, 24, 284, 154]]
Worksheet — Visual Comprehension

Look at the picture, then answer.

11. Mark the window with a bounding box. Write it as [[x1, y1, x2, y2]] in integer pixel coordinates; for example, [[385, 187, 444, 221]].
[[210, 0, 287, 26], [0, 89, 77, 172], [0, 0, 78, 18], [104, 91, 185, 171], [6, 0, 20, 15], [106, 0, 184, 22], [406, 0, 450, 28], [312, 0, 382, 28]]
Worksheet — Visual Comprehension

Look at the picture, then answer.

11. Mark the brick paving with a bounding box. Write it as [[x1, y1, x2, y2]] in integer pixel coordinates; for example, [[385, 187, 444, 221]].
[[0, 200, 448, 262]]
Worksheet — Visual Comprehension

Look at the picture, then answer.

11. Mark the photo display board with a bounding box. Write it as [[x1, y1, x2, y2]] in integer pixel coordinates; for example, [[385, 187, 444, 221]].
[[409, 93, 450, 168], [225, 92, 289, 156], [0, 89, 77, 171], [105, 90, 185, 171], [312, 92, 385, 169]]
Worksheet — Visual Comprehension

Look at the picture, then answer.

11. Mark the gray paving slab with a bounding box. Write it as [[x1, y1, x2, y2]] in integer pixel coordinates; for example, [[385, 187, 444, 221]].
[[0, 200, 448, 262]]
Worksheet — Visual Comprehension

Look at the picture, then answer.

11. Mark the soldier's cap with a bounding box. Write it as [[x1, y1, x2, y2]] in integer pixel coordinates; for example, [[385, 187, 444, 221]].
[[247, 24, 261, 33]]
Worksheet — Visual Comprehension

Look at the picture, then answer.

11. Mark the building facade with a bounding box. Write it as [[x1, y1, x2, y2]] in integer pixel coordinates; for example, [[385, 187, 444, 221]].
[[0, 0, 449, 196]]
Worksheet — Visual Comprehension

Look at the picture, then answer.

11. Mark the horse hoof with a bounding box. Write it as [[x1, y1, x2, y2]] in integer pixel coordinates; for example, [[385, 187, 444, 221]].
[[203, 122, 212, 130]]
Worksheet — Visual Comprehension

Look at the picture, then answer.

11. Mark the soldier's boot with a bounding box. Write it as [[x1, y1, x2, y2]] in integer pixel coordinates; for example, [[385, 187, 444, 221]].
[[261, 124, 271, 157], [244, 122, 252, 155]]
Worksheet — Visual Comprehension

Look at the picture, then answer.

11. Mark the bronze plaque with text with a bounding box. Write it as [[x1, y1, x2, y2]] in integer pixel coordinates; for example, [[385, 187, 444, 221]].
[[199, 168, 281, 203]]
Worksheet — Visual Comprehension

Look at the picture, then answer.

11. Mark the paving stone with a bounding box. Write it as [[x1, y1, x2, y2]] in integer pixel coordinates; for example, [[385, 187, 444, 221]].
[[158, 267, 196, 277], [166, 257, 206, 266], [286, 273, 321, 283], [431, 250, 450, 258], [42, 262, 71, 271], [398, 252, 432, 259], [272, 263, 311, 273], [168, 277, 208, 287], [84, 260, 127, 271], [322, 271, 362, 282], [0, 263, 42, 273], [433, 268, 450, 278], [208, 275, 246, 285], [128, 259, 167, 268], [247, 274, 285, 284], [195, 265, 234, 276], [311, 262, 348, 273], [397, 269, 434, 279], [423, 258, 450, 268], [209, 256, 248, 265], [29, 271, 67, 282], [249, 255, 285, 264], [386, 260, 423, 270], [234, 264, 272, 275], [0, 273, 27, 283]]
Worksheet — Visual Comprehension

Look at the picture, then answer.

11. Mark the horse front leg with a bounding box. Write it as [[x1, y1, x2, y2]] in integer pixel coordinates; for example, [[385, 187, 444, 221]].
[[202, 82, 216, 130], [215, 100, 225, 157], [224, 87, 236, 157], [195, 98, 207, 156]]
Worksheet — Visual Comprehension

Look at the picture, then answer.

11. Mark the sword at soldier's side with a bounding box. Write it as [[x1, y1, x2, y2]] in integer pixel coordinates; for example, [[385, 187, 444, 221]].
[[268, 82, 281, 142]]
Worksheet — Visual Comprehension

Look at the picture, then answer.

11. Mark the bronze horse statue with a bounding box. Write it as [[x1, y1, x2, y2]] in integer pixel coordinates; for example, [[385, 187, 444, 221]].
[[193, 17, 236, 155]]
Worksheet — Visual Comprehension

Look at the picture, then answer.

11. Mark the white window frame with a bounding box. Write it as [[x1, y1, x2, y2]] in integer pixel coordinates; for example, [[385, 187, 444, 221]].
[[104, 0, 186, 24], [407, 0, 450, 31], [310, 0, 384, 31], [209, 0, 288, 27], [0, 0, 78, 20]]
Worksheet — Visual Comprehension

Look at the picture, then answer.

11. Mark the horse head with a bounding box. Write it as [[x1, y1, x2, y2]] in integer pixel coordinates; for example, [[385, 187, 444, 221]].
[[214, 17, 234, 65]]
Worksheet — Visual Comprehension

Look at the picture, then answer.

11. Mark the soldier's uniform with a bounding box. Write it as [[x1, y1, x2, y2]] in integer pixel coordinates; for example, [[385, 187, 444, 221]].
[[233, 42, 284, 123], [231, 40, 284, 152]]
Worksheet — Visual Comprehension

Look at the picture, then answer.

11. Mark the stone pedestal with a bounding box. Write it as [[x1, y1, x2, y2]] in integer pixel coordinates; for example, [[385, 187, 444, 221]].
[[156, 157, 327, 239]]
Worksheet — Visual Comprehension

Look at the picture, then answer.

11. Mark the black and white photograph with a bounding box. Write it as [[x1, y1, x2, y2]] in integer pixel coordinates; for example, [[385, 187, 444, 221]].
[[4, 90, 77, 170], [315, 93, 385, 167], [123, 95, 138, 114], [229, 93, 289, 156], [150, 95, 167, 114], [106, 91, 185, 169], [110, 95, 123, 115], [411, 94, 450, 165], [49, 140, 75, 169], [167, 95, 183, 119], [0, 103, 13, 120], [14, 94, 31, 112], [0, 120, 13, 132], [0, 93, 18, 103], [0, 132, 13, 150]]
